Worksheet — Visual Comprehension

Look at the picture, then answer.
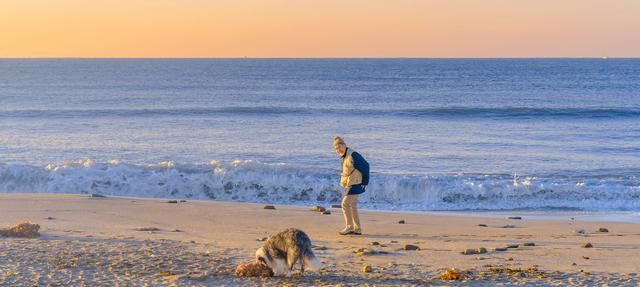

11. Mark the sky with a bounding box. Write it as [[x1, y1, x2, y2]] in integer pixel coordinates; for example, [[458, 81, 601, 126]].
[[1, 0, 639, 58]]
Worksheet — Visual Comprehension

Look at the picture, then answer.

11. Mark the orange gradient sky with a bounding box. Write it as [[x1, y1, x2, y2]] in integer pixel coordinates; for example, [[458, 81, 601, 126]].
[[1, 0, 639, 58]]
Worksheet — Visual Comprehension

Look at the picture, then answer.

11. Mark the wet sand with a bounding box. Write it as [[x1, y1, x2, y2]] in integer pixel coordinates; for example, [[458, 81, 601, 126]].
[[1, 193, 638, 286]]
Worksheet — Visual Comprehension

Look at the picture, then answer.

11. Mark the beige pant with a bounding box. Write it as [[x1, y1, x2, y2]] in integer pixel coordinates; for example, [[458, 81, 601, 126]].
[[341, 194, 361, 232]]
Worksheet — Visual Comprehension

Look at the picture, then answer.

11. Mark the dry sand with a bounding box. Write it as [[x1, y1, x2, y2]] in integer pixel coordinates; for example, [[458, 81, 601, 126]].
[[0, 193, 638, 286]]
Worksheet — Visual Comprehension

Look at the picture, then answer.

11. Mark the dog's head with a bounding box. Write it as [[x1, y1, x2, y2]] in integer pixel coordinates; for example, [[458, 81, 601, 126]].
[[255, 247, 272, 268], [256, 246, 288, 275]]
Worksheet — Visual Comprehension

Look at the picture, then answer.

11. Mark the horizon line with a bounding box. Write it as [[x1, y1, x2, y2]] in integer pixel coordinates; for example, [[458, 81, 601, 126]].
[[1, 56, 638, 60]]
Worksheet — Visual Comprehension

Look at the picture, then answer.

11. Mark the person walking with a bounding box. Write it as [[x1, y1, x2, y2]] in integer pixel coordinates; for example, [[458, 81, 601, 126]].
[[332, 136, 369, 235]]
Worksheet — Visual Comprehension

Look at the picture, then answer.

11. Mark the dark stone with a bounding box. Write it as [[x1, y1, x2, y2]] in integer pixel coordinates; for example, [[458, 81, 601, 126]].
[[46, 217, 56, 220], [597, 228, 609, 233], [398, 220, 406, 224], [263, 205, 276, 210], [167, 200, 178, 204], [508, 216, 522, 220], [582, 243, 593, 248], [404, 244, 420, 251], [370, 241, 380, 246], [90, 193, 106, 198], [506, 244, 519, 249], [134, 227, 161, 232], [322, 210, 331, 215], [495, 247, 508, 252], [501, 225, 516, 228], [180, 200, 187, 203], [522, 242, 535, 246], [478, 224, 488, 227]]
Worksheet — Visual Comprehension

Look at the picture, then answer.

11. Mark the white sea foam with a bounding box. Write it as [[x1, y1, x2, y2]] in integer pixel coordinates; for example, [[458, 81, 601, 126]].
[[1, 160, 639, 211]]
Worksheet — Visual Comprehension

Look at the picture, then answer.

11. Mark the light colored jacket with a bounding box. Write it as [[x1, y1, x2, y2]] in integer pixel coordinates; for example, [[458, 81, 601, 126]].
[[340, 148, 363, 189]]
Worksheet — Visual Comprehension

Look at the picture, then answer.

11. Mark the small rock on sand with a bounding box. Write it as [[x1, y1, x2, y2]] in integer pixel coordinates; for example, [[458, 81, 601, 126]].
[[0, 222, 41, 238], [582, 243, 593, 248], [597, 228, 609, 233], [179, 200, 187, 202], [354, 248, 376, 255], [398, 220, 406, 224], [506, 244, 519, 249], [575, 229, 586, 234], [311, 205, 326, 212], [90, 193, 106, 198], [404, 244, 420, 251], [322, 210, 331, 215], [134, 227, 161, 232], [362, 264, 373, 273], [263, 205, 276, 210], [582, 256, 590, 260], [508, 216, 522, 220], [172, 229, 183, 232], [495, 247, 508, 252], [501, 225, 516, 228], [506, 257, 514, 261], [235, 262, 273, 277], [167, 200, 178, 204], [437, 268, 465, 280], [478, 224, 488, 227], [476, 247, 488, 254], [370, 241, 380, 246], [46, 217, 56, 220], [522, 242, 536, 246], [462, 249, 476, 255]]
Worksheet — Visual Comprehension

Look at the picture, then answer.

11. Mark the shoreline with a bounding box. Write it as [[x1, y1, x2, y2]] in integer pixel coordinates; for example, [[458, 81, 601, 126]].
[[1, 193, 639, 286]]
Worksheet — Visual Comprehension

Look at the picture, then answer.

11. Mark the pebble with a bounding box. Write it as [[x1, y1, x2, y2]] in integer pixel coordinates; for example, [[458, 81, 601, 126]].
[[322, 210, 331, 215], [179, 200, 187, 202], [90, 193, 106, 198], [398, 220, 406, 224], [506, 257, 514, 261], [575, 229, 586, 234], [478, 224, 488, 227], [522, 242, 535, 246], [46, 217, 56, 220], [495, 247, 508, 252], [370, 242, 380, 246], [311, 205, 326, 212], [506, 244, 519, 249], [581, 243, 593, 248], [582, 256, 590, 260], [404, 244, 420, 251], [263, 205, 276, 210], [462, 249, 476, 255], [362, 265, 373, 273], [597, 228, 609, 233], [167, 200, 178, 204], [508, 216, 522, 220], [501, 225, 516, 228]]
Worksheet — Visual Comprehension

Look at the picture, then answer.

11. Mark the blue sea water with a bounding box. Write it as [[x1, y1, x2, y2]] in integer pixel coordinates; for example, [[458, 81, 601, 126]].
[[1, 58, 639, 211]]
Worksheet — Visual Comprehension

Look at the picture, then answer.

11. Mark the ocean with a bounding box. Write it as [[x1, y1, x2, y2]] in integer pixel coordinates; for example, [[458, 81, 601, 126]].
[[1, 58, 639, 211]]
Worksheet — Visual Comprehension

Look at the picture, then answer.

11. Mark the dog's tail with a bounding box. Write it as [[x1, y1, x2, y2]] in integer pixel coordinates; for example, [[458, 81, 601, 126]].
[[302, 252, 321, 271]]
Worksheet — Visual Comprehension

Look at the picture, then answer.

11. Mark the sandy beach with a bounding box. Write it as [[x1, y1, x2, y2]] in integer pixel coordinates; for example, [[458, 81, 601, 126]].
[[1, 193, 638, 286]]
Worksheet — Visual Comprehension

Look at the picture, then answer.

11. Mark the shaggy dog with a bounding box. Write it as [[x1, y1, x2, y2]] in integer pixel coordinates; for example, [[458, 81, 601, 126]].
[[255, 228, 321, 276]]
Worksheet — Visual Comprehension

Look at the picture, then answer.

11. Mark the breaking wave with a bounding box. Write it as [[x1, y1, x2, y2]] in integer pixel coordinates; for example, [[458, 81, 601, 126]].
[[1, 160, 639, 211]]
